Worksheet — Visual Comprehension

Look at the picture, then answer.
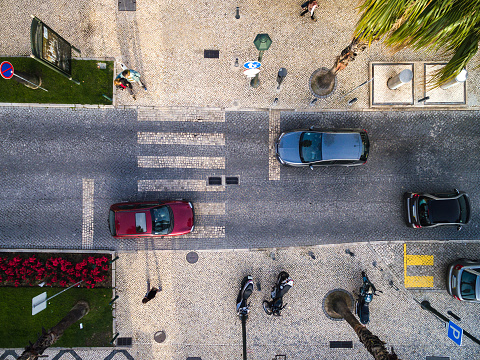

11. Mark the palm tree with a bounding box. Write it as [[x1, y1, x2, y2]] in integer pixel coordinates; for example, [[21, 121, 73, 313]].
[[327, 291, 400, 360], [317, 0, 479, 92], [17, 301, 90, 360], [356, 0, 480, 86]]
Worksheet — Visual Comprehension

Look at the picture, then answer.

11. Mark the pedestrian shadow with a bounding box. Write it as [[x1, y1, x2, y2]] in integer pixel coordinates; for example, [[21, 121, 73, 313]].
[[115, 12, 146, 81], [141, 238, 163, 292]]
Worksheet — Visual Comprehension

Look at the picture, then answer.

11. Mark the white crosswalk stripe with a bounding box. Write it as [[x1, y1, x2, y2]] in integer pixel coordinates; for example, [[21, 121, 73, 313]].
[[182, 225, 225, 238], [138, 132, 225, 146], [138, 179, 225, 192], [193, 203, 225, 216], [138, 156, 225, 169]]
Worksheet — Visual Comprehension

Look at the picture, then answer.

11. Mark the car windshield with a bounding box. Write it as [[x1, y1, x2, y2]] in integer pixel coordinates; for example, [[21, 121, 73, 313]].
[[458, 195, 470, 223], [418, 197, 432, 226], [109, 210, 116, 236], [151, 205, 173, 235], [299, 132, 322, 163], [460, 270, 479, 300]]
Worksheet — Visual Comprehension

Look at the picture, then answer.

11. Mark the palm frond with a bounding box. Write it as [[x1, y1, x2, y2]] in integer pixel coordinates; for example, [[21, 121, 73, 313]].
[[354, 0, 480, 86]]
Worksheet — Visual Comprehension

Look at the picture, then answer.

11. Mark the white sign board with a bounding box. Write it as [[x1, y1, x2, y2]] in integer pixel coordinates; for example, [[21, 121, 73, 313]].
[[32, 292, 47, 315]]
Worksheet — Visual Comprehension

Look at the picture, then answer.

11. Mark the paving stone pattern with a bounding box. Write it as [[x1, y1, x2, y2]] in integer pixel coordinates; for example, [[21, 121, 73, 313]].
[[111, 243, 480, 359], [2, 0, 480, 110]]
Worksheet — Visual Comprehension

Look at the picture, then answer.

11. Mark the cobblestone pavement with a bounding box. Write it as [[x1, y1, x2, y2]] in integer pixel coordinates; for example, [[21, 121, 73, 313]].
[[1, 0, 480, 110], [24, 241, 478, 360], [2, 107, 480, 251]]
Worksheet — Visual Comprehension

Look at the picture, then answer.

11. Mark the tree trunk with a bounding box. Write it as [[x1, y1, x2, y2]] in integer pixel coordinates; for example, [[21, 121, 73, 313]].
[[315, 37, 368, 94], [332, 295, 400, 360], [17, 301, 90, 360]]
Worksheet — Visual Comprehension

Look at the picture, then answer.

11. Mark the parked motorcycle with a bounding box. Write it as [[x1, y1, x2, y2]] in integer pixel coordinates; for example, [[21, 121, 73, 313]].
[[236, 275, 254, 360], [356, 271, 381, 324], [263, 271, 294, 316]]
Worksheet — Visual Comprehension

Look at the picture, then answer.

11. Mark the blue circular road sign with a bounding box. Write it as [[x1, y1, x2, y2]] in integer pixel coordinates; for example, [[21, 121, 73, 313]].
[[0, 61, 14, 79], [243, 61, 261, 70]]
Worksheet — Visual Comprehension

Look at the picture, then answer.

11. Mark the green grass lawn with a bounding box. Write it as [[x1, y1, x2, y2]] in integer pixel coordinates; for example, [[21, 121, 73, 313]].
[[0, 57, 113, 105], [0, 287, 113, 348]]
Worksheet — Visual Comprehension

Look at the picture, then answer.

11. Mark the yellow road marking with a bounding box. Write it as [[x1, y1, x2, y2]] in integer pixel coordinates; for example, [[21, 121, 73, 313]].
[[404, 275, 434, 288], [404, 243, 434, 288], [406, 254, 434, 266]]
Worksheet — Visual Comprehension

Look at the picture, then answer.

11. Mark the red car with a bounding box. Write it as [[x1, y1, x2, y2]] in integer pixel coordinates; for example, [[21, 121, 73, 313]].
[[109, 200, 194, 238]]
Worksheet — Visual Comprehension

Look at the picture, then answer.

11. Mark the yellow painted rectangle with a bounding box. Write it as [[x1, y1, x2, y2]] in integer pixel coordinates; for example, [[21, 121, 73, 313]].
[[404, 275, 434, 288], [406, 254, 434, 266]]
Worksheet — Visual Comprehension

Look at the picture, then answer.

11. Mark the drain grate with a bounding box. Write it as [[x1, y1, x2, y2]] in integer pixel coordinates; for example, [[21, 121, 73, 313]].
[[274, 356, 286, 360], [204, 50, 219, 58], [225, 176, 239, 185], [117, 337, 132, 346], [118, 0, 136, 11], [329, 341, 353, 348], [208, 177, 222, 185], [426, 357, 450, 360]]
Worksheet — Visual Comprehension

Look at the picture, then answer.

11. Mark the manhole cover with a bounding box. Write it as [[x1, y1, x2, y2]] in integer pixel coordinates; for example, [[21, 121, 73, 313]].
[[186, 252, 198, 264], [154, 330, 166, 343]]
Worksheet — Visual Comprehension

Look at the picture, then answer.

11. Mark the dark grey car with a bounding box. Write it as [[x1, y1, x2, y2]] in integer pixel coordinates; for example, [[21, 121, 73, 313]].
[[275, 128, 369, 169], [447, 259, 480, 302], [404, 190, 471, 230]]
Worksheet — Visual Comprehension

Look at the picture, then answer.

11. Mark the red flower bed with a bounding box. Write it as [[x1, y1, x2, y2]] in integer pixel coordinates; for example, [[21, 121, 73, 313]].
[[0, 254, 111, 288]]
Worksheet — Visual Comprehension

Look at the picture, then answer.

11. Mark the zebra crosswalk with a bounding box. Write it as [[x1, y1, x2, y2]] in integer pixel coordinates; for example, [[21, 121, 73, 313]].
[[136, 107, 227, 239]]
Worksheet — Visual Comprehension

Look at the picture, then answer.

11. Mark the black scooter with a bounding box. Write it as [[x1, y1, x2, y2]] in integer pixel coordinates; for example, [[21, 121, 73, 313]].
[[236, 275, 254, 360], [263, 271, 294, 316], [356, 271, 381, 324]]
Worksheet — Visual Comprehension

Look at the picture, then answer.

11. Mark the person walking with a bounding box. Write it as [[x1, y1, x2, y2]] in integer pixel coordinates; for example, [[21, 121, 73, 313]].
[[114, 76, 136, 100], [300, 0, 318, 21], [142, 286, 159, 304], [119, 63, 147, 91]]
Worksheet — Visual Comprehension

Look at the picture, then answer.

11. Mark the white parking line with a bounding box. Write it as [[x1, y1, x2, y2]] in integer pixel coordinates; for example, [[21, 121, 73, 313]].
[[269, 110, 281, 180], [138, 156, 225, 169], [138, 132, 225, 146], [82, 178, 94, 249], [193, 203, 226, 216], [138, 179, 225, 192]]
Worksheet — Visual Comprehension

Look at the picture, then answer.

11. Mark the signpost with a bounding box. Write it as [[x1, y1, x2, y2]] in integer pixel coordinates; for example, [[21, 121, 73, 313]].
[[0, 61, 48, 91], [447, 321, 463, 346], [31, 280, 83, 315]]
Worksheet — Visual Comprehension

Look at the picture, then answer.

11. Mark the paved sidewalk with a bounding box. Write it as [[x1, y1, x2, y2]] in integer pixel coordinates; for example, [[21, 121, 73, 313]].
[[111, 241, 480, 359], [1, 0, 480, 110]]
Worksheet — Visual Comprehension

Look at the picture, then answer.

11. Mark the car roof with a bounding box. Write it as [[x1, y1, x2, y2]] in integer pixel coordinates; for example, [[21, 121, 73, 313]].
[[321, 132, 362, 160], [428, 198, 461, 224]]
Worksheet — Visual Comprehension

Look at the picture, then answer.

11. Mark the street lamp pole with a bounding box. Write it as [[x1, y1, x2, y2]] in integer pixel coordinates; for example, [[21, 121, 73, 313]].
[[250, 34, 272, 88]]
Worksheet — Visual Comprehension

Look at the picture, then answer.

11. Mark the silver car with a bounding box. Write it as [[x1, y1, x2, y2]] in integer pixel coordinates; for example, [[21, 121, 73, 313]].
[[447, 259, 480, 302]]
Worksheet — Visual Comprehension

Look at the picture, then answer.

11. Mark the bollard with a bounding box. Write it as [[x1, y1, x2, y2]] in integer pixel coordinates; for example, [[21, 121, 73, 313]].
[[387, 69, 413, 90], [309, 98, 317, 106], [440, 69, 467, 89], [276, 68, 287, 90], [109, 295, 119, 305], [109, 255, 119, 264], [110, 333, 119, 345]]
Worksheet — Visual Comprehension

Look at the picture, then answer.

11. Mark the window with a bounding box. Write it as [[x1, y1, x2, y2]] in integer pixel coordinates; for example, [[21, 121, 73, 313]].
[[109, 210, 116, 236], [299, 132, 322, 163], [418, 198, 432, 226], [460, 270, 478, 300], [151, 206, 173, 235], [135, 213, 147, 233]]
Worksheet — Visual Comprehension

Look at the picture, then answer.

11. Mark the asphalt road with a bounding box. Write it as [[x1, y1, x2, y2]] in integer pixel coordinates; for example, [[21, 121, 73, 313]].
[[1, 107, 479, 250]]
